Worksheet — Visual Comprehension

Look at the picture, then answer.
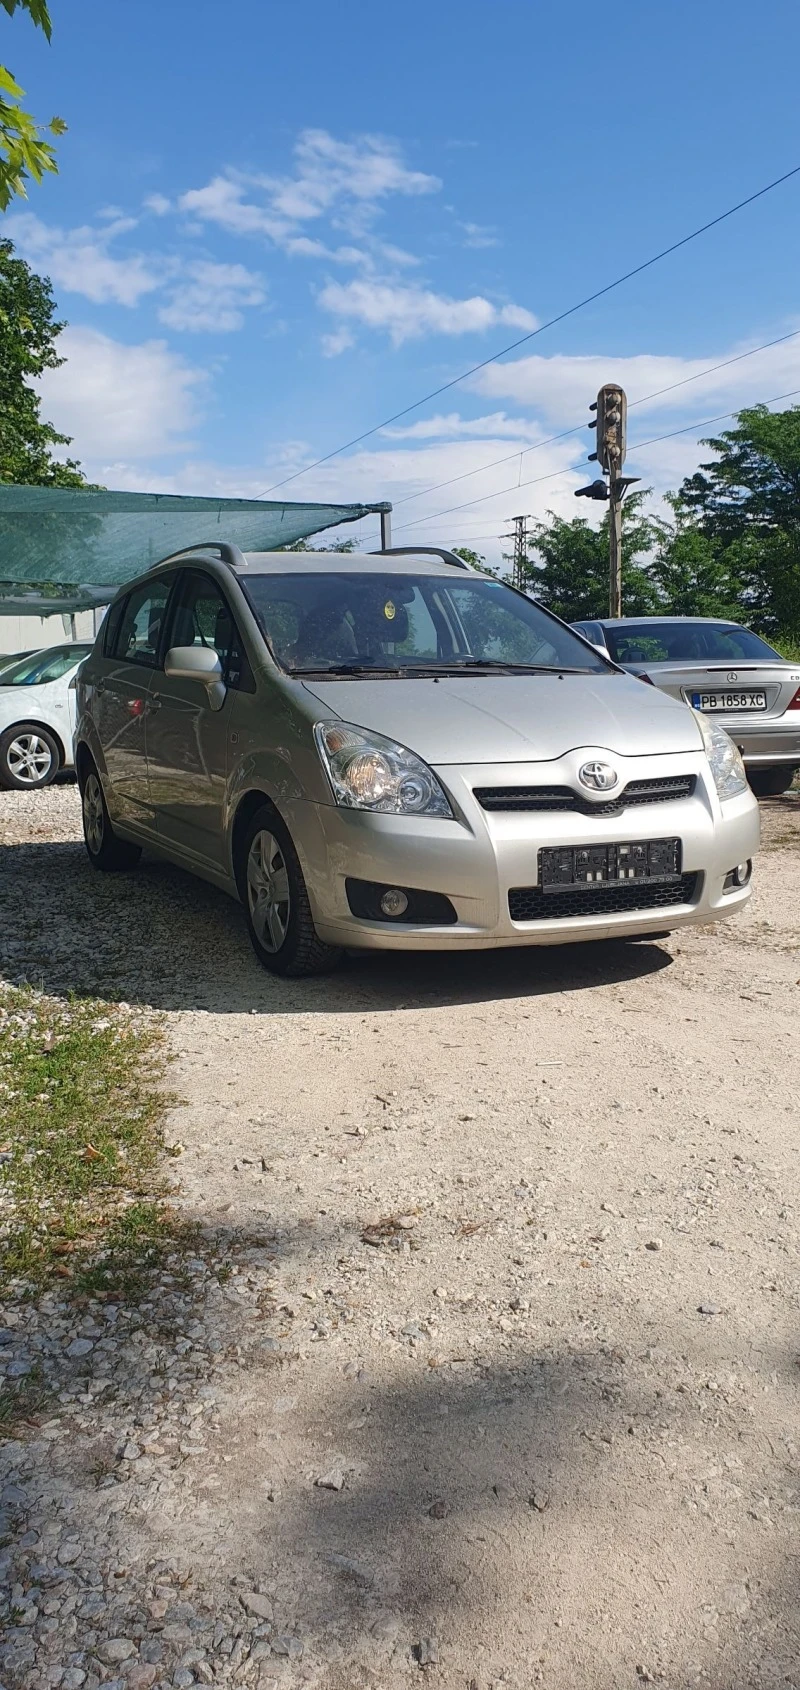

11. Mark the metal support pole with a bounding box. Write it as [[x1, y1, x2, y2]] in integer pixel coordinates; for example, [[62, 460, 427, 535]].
[[501, 514, 529, 590], [380, 509, 392, 551], [609, 479, 622, 618]]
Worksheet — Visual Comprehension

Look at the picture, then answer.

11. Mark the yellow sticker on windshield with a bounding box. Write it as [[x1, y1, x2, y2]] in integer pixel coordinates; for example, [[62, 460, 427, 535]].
[[383, 599, 396, 621]]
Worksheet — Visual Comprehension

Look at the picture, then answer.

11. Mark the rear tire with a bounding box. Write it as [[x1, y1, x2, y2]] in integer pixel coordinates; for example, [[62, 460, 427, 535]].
[[0, 723, 60, 790], [80, 759, 142, 872], [237, 803, 341, 977], [748, 766, 797, 797]]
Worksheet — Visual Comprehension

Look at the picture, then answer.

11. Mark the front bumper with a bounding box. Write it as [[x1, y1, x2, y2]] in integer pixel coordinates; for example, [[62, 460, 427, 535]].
[[286, 749, 761, 952]]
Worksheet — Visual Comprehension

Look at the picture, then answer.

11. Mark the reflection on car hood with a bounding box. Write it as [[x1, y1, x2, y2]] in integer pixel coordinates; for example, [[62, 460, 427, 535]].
[[300, 672, 703, 762]]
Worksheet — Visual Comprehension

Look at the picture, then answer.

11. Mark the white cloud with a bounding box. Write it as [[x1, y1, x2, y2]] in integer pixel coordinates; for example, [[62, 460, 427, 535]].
[[145, 193, 172, 216], [382, 411, 545, 441], [262, 128, 440, 221], [177, 130, 440, 255], [321, 326, 356, 358], [178, 175, 286, 240], [460, 221, 499, 249], [158, 260, 266, 333], [38, 326, 205, 460], [7, 212, 161, 307], [318, 278, 538, 346], [472, 335, 800, 425]]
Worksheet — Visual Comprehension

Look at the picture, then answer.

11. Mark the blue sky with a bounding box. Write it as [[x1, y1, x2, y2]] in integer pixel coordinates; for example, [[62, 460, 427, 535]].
[[6, 0, 800, 560]]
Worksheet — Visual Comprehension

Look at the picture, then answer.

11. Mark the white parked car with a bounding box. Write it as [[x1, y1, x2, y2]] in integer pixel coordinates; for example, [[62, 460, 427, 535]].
[[0, 644, 93, 790]]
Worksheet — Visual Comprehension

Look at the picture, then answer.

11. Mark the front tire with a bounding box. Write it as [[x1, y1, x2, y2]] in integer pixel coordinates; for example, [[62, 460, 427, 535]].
[[0, 723, 60, 790], [237, 804, 341, 977], [748, 766, 798, 797], [80, 761, 142, 872]]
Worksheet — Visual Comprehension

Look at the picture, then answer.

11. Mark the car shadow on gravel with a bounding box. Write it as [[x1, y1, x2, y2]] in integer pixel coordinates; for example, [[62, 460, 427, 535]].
[[3, 1212, 796, 1690], [0, 839, 672, 1013], [221, 1343, 799, 1689]]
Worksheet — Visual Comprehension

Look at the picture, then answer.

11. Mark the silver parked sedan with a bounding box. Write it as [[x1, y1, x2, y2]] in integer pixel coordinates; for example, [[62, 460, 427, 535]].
[[74, 544, 760, 976], [572, 617, 800, 796]]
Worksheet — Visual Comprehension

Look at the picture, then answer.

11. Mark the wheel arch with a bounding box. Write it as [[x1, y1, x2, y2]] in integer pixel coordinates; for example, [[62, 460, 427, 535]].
[[230, 787, 278, 885], [0, 717, 66, 768]]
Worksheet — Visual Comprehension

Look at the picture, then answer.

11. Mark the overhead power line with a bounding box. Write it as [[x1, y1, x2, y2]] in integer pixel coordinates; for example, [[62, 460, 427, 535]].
[[390, 384, 800, 533], [389, 325, 800, 511], [260, 163, 800, 496]]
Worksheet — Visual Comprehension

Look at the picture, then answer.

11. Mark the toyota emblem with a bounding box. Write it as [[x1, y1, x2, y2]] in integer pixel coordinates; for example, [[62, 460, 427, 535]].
[[579, 761, 619, 793]]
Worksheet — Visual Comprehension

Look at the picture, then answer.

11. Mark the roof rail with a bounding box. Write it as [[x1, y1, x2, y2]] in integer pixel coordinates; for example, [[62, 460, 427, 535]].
[[371, 544, 471, 571], [155, 541, 249, 571]]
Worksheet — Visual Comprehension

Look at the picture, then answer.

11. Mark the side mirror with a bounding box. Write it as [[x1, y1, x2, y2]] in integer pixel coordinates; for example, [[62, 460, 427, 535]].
[[165, 645, 226, 710]]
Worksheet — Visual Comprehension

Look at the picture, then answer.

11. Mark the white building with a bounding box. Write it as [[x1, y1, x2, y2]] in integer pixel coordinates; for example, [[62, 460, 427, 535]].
[[0, 607, 103, 657]]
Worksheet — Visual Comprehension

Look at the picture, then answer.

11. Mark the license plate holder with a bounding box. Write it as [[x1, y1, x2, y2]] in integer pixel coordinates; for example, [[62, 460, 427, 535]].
[[539, 837, 682, 893], [690, 690, 767, 711]]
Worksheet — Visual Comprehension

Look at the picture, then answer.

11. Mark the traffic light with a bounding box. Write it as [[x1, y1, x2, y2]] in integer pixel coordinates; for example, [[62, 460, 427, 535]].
[[590, 384, 626, 472]]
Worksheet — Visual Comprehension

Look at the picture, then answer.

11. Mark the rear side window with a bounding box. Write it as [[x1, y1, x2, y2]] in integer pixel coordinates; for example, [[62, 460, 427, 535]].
[[103, 596, 127, 656], [111, 578, 173, 668]]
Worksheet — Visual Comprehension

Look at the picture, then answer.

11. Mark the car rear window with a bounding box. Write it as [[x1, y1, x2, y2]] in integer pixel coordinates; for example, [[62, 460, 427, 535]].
[[605, 622, 781, 664], [0, 646, 92, 686]]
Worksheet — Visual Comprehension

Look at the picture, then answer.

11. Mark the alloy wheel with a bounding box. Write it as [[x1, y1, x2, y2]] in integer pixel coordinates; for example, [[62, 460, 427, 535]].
[[7, 733, 53, 786], [83, 771, 105, 854], [246, 829, 291, 953]]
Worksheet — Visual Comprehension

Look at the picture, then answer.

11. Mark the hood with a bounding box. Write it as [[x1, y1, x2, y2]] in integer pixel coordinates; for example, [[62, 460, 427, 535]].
[[0, 685, 46, 720], [300, 671, 703, 763]]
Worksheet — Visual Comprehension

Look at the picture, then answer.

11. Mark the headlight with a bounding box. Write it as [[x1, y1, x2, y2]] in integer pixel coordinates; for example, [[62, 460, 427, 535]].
[[314, 721, 453, 817], [694, 711, 749, 800]]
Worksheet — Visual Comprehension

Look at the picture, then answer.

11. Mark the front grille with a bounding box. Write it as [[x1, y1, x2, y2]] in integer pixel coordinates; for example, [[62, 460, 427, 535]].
[[508, 873, 700, 922], [475, 774, 696, 817]]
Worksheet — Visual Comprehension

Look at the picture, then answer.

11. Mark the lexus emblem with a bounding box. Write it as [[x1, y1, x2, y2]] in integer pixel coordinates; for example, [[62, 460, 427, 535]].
[[727, 671, 738, 682], [579, 760, 619, 793]]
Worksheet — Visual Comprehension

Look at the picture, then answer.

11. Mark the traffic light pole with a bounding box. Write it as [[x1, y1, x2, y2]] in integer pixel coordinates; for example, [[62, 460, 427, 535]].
[[576, 384, 638, 618], [609, 477, 623, 618]]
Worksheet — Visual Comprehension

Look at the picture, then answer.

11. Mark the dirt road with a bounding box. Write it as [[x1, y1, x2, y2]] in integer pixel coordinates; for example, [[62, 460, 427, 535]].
[[1, 786, 799, 1690]]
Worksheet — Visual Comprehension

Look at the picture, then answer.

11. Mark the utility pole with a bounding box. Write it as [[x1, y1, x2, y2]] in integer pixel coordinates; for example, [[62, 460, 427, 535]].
[[575, 384, 639, 617], [502, 514, 531, 590], [609, 478, 623, 619]]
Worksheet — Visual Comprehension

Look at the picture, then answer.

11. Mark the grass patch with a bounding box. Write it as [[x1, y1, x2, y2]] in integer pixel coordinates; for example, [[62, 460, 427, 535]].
[[0, 1364, 51, 1440], [0, 986, 184, 1297]]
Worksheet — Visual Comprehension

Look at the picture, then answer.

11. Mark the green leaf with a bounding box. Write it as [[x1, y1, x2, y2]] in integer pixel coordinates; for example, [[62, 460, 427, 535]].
[[0, 64, 24, 98], [0, 1, 52, 42]]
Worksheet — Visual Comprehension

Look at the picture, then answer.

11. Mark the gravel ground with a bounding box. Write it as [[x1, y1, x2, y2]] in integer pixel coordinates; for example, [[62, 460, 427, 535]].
[[1, 784, 799, 1690]]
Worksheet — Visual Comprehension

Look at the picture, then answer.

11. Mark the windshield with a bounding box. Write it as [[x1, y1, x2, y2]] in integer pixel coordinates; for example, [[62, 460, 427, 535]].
[[242, 573, 610, 675], [604, 622, 781, 665], [0, 645, 92, 686]]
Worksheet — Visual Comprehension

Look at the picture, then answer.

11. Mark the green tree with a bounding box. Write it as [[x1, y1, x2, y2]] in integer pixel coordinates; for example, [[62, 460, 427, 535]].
[[677, 404, 800, 636], [1, 1, 65, 210], [523, 491, 660, 620], [649, 494, 745, 621], [280, 537, 357, 552], [451, 546, 499, 578], [0, 236, 87, 485]]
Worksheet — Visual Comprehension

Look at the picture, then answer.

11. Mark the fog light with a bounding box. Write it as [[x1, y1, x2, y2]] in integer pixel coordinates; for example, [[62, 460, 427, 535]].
[[380, 887, 409, 918], [733, 860, 752, 887]]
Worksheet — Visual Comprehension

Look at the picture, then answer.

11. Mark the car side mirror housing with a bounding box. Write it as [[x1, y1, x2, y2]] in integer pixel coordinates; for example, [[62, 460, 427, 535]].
[[165, 645, 226, 710]]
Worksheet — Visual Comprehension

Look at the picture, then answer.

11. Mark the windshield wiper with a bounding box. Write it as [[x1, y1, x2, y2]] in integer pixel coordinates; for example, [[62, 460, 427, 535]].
[[433, 659, 592, 674], [292, 659, 595, 678], [293, 663, 414, 677]]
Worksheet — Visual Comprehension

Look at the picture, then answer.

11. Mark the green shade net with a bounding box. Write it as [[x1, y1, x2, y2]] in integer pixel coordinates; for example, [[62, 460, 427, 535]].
[[0, 486, 391, 614]]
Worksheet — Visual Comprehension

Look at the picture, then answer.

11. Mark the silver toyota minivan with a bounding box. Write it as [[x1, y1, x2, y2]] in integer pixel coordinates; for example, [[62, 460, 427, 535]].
[[74, 543, 760, 975]]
